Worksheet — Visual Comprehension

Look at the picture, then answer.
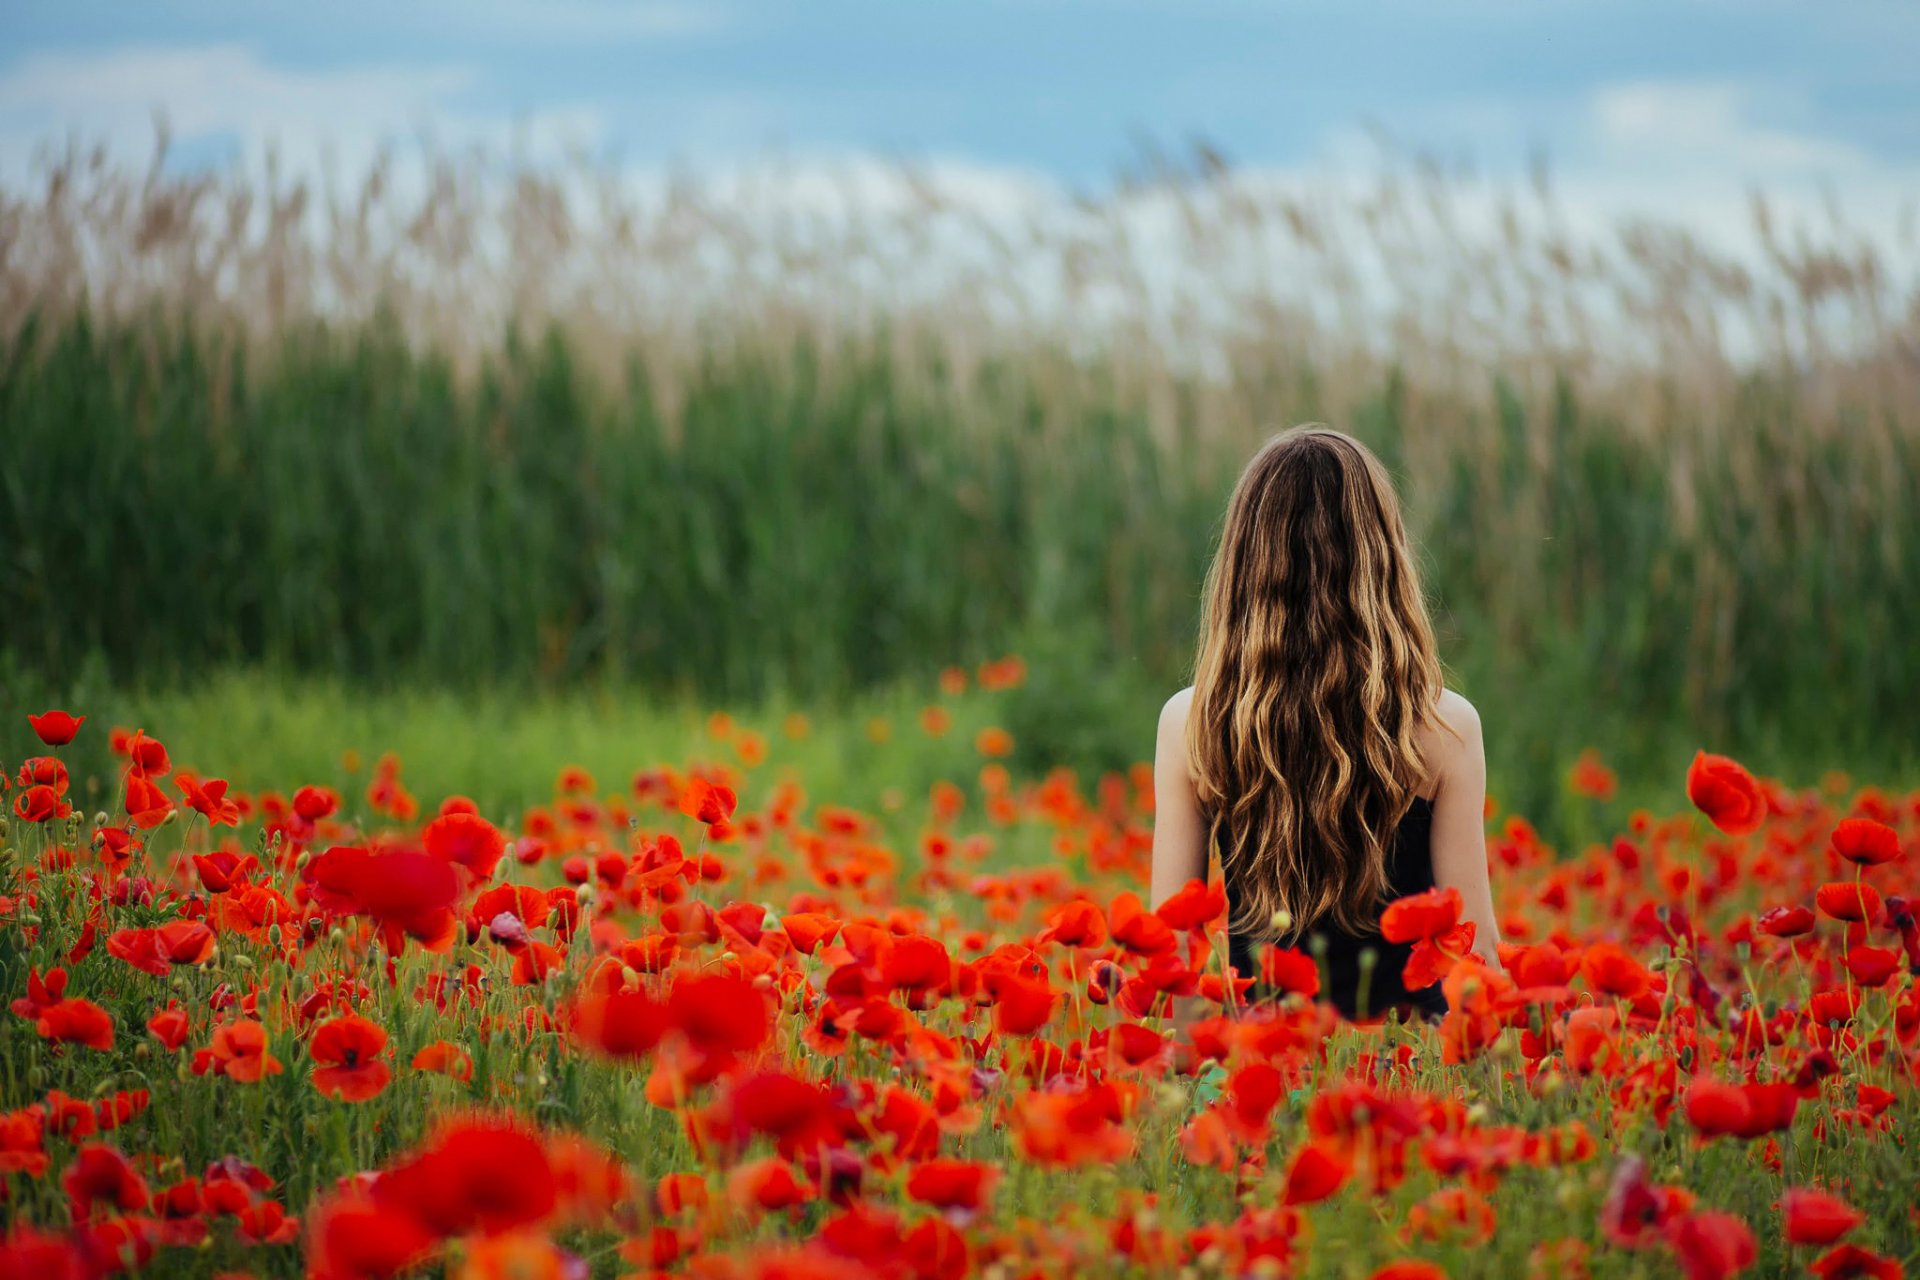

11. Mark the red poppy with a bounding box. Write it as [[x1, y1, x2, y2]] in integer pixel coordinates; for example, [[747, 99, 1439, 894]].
[[1807, 1244, 1903, 1280], [177, 774, 241, 827], [27, 710, 85, 746], [62, 1144, 149, 1219], [1782, 1188, 1864, 1246], [1664, 1210, 1756, 1280], [374, 1116, 556, 1237], [1281, 1140, 1351, 1205], [13, 785, 67, 824], [412, 1040, 474, 1082], [36, 998, 115, 1051], [124, 770, 174, 830], [1756, 906, 1816, 938], [1012, 1083, 1133, 1167], [668, 974, 771, 1071], [1844, 946, 1900, 989], [1380, 887, 1463, 944], [992, 973, 1056, 1035], [677, 776, 738, 827], [107, 921, 216, 976], [1580, 942, 1653, 1000], [147, 1008, 190, 1051], [1371, 1265, 1449, 1280], [1685, 752, 1765, 835], [1683, 1078, 1799, 1140], [1036, 900, 1107, 949], [1261, 946, 1321, 999], [1830, 818, 1901, 867], [205, 1019, 283, 1083], [305, 846, 462, 949], [906, 1159, 998, 1211], [15, 755, 69, 795], [728, 1156, 810, 1211], [1108, 892, 1176, 955], [1815, 882, 1882, 925], [1155, 879, 1226, 931], [571, 989, 669, 1059], [310, 1014, 393, 1102], [307, 1194, 438, 1280], [126, 731, 172, 775], [423, 812, 508, 884]]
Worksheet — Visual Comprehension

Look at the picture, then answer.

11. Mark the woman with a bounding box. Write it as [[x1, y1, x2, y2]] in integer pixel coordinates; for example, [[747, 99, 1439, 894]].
[[1150, 425, 1501, 1020]]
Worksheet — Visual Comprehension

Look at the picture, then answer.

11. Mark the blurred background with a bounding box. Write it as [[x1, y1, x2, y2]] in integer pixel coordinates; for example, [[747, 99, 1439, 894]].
[[3, 1, 1918, 833]]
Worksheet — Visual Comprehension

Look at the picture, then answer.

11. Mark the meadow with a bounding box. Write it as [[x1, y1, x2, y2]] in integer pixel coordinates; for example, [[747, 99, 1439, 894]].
[[2, 677, 1917, 1279], [2, 140, 1919, 1276]]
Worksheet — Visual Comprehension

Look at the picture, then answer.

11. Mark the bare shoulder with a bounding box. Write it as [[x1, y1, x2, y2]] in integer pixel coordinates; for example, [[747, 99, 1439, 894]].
[[1419, 689, 1483, 792], [1159, 685, 1195, 729], [1434, 688, 1482, 742]]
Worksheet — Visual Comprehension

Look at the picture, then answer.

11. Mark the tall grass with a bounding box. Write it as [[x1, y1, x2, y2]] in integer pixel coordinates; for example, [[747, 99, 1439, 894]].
[[2, 139, 1917, 809]]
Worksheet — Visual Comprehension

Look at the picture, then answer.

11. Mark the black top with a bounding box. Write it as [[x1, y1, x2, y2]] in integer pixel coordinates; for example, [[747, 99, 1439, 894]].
[[1225, 796, 1449, 1021]]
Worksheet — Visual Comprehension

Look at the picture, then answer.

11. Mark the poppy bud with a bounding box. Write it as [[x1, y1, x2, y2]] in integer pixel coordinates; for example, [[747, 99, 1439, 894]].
[[231, 954, 252, 971], [328, 928, 346, 947], [134, 1042, 150, 1061], [1270, 910, 1292, 933], [268, 925, 282, 948], [93, 811, 109, 828], [27, 1066, 45, 1089], [0, 818, 9, 841]]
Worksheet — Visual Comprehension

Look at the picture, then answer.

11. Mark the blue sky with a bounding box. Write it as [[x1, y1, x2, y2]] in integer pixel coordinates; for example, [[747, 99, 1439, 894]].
[[3, 0, 1916, 191]]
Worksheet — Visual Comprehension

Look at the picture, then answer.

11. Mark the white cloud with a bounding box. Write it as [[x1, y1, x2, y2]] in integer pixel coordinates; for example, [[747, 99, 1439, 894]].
[[0, 44, 607, 180]]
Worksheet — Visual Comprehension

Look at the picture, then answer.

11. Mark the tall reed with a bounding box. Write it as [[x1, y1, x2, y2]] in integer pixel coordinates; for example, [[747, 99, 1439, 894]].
[[2, 138, 1916, 802]]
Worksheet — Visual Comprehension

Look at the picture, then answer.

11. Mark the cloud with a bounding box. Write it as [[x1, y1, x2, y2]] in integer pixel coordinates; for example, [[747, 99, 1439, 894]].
[[0, 44, 607, 180], [1589, 81, 1876, 177]]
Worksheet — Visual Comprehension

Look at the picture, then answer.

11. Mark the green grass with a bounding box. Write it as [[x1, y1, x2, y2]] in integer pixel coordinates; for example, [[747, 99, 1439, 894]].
[[11, 667, 1916, 859]]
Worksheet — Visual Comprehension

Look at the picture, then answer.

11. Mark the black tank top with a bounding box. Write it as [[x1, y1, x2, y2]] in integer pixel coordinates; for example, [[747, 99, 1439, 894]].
[[1225, 797, 1448, 1021]]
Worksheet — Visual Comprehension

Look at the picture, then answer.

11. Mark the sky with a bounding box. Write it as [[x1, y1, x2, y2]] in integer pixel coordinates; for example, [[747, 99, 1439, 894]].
[[2, 0, 1915, 195]]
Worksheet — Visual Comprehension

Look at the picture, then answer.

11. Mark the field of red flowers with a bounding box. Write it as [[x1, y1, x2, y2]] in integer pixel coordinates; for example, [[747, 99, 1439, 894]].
[[2, 678, 1917, 1280]]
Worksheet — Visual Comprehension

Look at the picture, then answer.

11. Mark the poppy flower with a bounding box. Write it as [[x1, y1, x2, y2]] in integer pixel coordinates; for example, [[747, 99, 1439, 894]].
[[125, 731, 172, 776], [906, 1160, 998, 1212], [306, 1194, 438, 1280], [1579, 942, 1653, 1000], [1663, 1210, 1756, 1280], [728, 1157, 810, 1212], [1012, 1083, 1133, 1167], [1683, 1078, 1798, 1140], [124, 770, 174, 830], [1371, 1265, 1449, 1280], [293, 785, 341, 822], [107, 921, 216, 976], [1815, 882, 1882, 925], [1155, 879, 1226, 931], [677, 777, 737, 828], [146, 1008, 190, 1051], [667, 974, 771, 1070], [423, 812, 508, 884], [309, 1014, 393, 1102], [1685, 752, 1765, 835], [1844, 946, 1900, 989], [1782, 1188, 1864, 1246], [36, 998, 115, 1051], [992, 974, 1056, 1035], [13, 784, 67, 824], [1261, 946, 1321, 999], [27, 710, 84, 746], [374, 1116, 556, 1237], [1830, 818, 1901, 867], [1108, 893, 1176, 955], [1037, 900, 1107, 949], [177, 774, 241, 827], [1757, 906, 1816, 938], [1280, 1140, 1352, 1205], [571, 990, 669, 1059], [62, 1144, 149, 1218], [412, 1040, 474, 1082], [206, 1019, 283, 1083], [1380, 887, 1464, 943], [305, 846, 462, 949], [1807, 1244, 1903, 1280]]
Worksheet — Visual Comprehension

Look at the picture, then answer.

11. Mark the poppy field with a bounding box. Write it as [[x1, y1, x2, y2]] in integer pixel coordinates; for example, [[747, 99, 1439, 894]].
[[2, 672, 1917, 1280]]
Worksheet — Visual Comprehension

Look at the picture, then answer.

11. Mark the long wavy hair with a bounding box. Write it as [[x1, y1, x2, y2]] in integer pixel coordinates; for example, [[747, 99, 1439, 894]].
[[1187, 425, 1445, 940]]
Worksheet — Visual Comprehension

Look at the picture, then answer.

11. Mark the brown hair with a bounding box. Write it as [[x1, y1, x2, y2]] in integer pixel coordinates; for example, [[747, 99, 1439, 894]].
[[1187, 425, 1444, 939]]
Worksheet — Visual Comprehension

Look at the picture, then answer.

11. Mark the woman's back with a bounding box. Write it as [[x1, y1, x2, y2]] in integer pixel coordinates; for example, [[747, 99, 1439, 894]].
[[1224, 795, 1446, 1019], [1147, 425, 1503, 1020]]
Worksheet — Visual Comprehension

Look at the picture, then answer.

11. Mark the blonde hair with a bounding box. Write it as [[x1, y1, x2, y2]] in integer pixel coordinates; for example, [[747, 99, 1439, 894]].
[[1187, 425, 1444, 939]]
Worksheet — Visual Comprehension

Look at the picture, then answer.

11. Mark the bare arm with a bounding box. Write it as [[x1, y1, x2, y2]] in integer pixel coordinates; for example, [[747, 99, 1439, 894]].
[[1427, 692, 1502, 966], [1150, 688, 1208, 910]]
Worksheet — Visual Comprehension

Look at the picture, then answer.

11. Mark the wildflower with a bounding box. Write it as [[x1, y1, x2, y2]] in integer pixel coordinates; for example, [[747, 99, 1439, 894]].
[[201, 1019, 283, 1083], [12, 784, 67, 824], [1830, 818, 1901, 867], [906, 1159, 997, 1212], [27, 710, 85, 746], [36, 998, 114, 1051], [1685, 752, 1765, 835], [310, 1013, 393, 1102], [1782, 1188, 1864, 1246]]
